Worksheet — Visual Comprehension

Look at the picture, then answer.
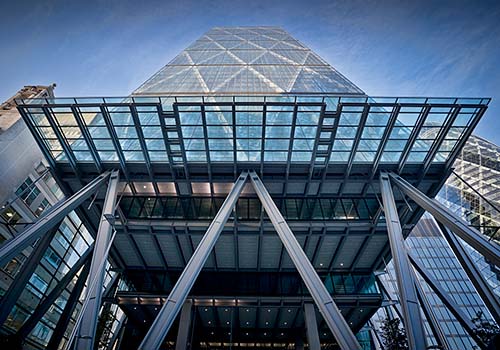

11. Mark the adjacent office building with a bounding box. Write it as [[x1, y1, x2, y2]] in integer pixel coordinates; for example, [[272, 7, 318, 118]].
[[1, 26, 498, 350], [373, 134, 500, 349]]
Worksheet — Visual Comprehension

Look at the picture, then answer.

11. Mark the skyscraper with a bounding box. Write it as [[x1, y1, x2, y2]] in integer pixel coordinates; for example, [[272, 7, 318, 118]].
[[1, 26, 496, 350]]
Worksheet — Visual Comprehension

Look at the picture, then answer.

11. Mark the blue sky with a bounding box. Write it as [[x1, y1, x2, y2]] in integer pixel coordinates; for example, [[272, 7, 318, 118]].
[[1, 0, 499, 143]]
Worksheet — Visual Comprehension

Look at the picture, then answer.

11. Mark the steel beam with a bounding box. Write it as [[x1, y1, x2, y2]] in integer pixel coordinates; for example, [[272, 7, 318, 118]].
[[413, 269, 450, 350], [409, 253, 488, 349], [17, 244, 93, 338], [74, 170, 120, 349], [249, 171, 361, 350], [0, 225, 59, 326], [0, 171, 111, 266], [379, 173, 427, 350], [303, 303, 321, 350], [389, 173, 500, 266], [47, 260, 91, 350], [138, 172, 249, 350], [106, 314, 127, 350], [436, 221, 500, 324], [175, 300, 193, 350]]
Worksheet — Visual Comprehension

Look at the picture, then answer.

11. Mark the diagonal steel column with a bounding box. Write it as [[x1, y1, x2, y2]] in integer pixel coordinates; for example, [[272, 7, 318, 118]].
[[409, 252, 489, 349], [138, 171, 249, 350], [436, 221, 500, 324], [379, 173, 427, 350], [47, 259, 91, 350], [413, 269, 451, 350], [303, 303, 321, 350], [0, 224, 60, 326], [175, 300, 193, 350], [16, 244, 93, 338], [106, 314, 127, 350], [0, 171, 111, 266], [249, 171, 361, 350], [389, 173, 500, 266], [74, 169, 120, 349]]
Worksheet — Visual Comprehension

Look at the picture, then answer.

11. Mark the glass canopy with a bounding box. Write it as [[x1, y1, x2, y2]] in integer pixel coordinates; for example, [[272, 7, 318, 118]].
[[16, 95, 489, 172]]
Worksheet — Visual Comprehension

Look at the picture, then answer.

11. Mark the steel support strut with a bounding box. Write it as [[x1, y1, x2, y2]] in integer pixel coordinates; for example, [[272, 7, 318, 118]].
[[0, 225, 60, 326], [389, 173, 500, 266], [138, 172, 249, 350], [17, 244, 94, 338], [379, 173, 427, 350], [175, 301, 193, 350], [436, 221, 500, 324], [409, 253, 488, 349], [303, 303, 321, 350], [412, 269, 451, 350], [47, 259, 91, 350], [74, 169, 120, 349], [0, 171, 111, 266], [249, 171, 361, 350]]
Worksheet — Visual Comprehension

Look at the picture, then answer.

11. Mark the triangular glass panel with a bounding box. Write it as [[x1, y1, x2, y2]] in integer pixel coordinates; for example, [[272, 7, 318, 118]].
[[175, 68, 209, 93], [271, 42, 301, 50], [186, 40, 222, 51], [232, 41, 261, 50], [304, 53, 327, 65], [197, 65, 245, 91], [252, 65, 300, 91], [252, 51, 291, 65], [230, 50, 266, 64], [200, 52, 241, 65], [168, 53, 192, 65], [270, 50, 309, 64], [250, 40, 278, 49], [186, 50, 221, 64], [218, 40, 245, 49], [290, 67, 361, 93]]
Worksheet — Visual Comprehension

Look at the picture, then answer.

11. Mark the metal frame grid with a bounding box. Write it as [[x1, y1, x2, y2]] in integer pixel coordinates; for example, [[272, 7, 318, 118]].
[[16, 95, 489, 187]]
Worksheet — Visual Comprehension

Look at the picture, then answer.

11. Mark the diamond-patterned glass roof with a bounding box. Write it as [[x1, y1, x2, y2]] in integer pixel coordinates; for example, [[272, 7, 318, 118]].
[[134, 27, 364, 95]]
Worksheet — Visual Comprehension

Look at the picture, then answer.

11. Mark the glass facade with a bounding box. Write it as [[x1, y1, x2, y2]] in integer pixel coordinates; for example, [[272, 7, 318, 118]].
[[134, 27, 363, 95]]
